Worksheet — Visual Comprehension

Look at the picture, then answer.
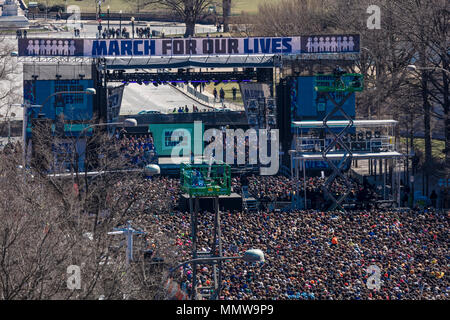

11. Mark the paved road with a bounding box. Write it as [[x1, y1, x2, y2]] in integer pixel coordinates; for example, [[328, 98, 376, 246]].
[[120, 83, 209, 115], [21, 20, 217, 39]]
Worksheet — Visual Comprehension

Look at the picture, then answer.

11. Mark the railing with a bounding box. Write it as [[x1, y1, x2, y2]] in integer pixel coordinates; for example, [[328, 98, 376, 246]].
[[279, 165, 291, 178], [176, 83, 211, 105], [27, 13, 57, 20], [296, 136, 395, 153]]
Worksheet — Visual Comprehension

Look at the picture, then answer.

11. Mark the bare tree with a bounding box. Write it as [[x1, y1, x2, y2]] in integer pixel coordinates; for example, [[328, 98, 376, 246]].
[[252, 0, 330, 37], [0, 124, 182, 299], [385, 0, 449, 195], [222, 0, 231, 32], [134, 0, 219, 37], [0, 35, 21, 138]]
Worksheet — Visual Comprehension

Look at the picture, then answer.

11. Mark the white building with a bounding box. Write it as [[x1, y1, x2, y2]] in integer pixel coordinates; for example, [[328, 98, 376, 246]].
[[0, 0, 29, 29]]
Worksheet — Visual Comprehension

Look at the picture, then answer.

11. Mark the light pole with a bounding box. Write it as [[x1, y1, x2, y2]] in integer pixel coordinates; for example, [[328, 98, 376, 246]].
[[168, 249, 264, 300], [107, 5, 110, 38], [119, 10, 122, 38], [131, 16, 135, 39], [108, 221, 146, 265], [97, 0, 103, 38]]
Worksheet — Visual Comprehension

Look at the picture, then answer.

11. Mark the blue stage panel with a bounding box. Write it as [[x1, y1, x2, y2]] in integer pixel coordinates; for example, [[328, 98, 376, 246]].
[[295, 76, 356, 121]]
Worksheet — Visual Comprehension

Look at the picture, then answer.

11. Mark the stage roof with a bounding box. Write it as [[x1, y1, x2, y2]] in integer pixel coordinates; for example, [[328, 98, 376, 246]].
[[292, 151, 403, 160], [104, 55, 278, 69], [292, 120, 398, 129]]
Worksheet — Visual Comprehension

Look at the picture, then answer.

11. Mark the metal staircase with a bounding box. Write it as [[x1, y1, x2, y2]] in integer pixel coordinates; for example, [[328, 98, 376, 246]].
[[242, 186, 258, 212]]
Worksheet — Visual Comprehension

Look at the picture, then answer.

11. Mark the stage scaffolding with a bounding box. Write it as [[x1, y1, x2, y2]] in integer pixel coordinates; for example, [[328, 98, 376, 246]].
[[289, 120, 404, 211]]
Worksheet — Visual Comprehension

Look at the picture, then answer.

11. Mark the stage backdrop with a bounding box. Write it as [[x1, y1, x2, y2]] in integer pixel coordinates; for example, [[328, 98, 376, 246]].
[[148, 123, 204, 157], [23, 79, 94, 121], [294, 76, 356, 122]]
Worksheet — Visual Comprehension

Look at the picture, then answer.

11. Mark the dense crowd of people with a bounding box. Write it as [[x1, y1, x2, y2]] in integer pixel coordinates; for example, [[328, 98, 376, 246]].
[[141, 207, 448, 300], [115, 133, 157, 167], [116, 176, 180, 215], [118, 174, 448, 300], [231, 175, 379, 210], [100, 26, 153, 39]]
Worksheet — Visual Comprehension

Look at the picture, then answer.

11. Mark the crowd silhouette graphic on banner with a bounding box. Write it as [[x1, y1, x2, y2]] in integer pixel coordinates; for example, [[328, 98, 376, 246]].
[[305, 36, 356, 53], [26, 40, 78, 56]]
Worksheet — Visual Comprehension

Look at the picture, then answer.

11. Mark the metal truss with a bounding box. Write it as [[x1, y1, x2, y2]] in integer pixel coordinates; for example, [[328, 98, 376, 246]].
[[106, 70, 259, 83], [321, 91, 355, 211], [189, 196, 223, 300], [282, 53, 360, 61], [17, 56, 94, 63]]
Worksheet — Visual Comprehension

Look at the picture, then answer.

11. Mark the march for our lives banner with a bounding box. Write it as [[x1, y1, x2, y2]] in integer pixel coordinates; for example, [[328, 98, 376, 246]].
[[18, 35, 360, 57]]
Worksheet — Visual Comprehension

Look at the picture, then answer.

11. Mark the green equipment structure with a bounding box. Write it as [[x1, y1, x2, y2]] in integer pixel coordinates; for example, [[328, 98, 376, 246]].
[[314, 73, 364, 93], [180, 163, 231, 197], [180, 162, 231, 300]]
